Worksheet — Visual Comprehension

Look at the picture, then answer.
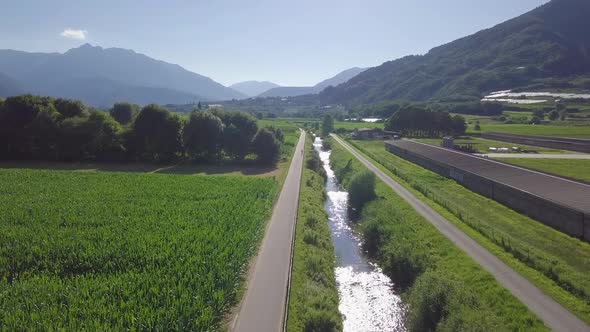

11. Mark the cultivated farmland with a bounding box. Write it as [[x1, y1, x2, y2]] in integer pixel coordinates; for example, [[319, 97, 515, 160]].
[[0, 169, 277, 330]]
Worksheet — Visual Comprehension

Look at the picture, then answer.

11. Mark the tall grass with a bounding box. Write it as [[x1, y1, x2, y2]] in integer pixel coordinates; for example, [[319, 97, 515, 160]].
[[287, 137, 342, 332]]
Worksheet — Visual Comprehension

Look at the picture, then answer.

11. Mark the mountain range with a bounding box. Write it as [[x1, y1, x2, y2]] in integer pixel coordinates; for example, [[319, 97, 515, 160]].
[[0, 44, 245, 106], [320, 0, 590, 106], [230, 81, 280, 97], [258, 67, 366, 97]]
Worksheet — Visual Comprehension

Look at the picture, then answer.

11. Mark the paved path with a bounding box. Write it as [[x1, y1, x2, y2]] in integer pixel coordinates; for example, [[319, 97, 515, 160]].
[[332, 134, 589, 332], [478, 153, 590, 159], [232, 130, 306, 332]]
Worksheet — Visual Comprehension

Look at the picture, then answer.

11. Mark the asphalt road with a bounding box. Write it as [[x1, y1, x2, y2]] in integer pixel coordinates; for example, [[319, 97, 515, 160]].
[[232, 130, 305, 332], [332, 134, 589, 332]]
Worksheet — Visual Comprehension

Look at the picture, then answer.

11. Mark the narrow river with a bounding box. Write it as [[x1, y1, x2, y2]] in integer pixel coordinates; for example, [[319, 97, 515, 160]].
[[313, 137, 406, 331]]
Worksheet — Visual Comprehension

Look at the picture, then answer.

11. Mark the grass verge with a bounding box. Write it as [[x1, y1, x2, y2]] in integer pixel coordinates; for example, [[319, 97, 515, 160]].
[[493, 158, 590, 183], [287, 135, 342, 331], [328, 137, 546, 331], [345, 138, 590, 324]]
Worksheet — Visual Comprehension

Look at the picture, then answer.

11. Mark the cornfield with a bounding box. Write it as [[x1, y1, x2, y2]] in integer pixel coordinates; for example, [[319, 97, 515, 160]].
[[0, 169, 277, 330]]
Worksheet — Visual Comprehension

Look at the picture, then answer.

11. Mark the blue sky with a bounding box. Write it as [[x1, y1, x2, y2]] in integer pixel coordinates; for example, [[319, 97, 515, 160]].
[[1, 0, 549, 86]]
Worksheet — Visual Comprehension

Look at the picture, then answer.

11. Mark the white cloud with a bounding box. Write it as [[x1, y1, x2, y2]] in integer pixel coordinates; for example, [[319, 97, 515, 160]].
[[60, 28, 88, 40]]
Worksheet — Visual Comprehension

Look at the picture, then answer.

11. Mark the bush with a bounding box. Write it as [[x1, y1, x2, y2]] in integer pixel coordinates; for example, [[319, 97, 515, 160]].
[[347, 171, 376, 213]]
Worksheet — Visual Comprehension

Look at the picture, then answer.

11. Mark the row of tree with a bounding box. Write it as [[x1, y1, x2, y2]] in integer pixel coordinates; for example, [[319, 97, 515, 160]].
[[384, 106, 467, 137], [0, 95, 282, 165]]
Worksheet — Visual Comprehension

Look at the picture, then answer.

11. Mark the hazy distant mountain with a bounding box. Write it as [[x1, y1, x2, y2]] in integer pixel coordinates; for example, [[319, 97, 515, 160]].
[[313, 67, 367, 91], [0, 44, 245, 106], [230, 81, 280, 97], [0, 73, 25, 97], [258, 67, 367, 97], [320, 0, 590, 105]]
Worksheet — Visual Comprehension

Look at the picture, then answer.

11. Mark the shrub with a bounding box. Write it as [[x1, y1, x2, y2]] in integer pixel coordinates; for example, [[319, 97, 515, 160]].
[[347, 171, 376, 213], [183, 111, 224, 160]]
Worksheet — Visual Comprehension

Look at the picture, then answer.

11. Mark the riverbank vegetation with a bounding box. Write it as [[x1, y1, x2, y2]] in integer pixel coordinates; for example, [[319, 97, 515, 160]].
[[0, 95, 283, 165], [0, 169, 278, 330], [328, 138, 546, 331], [346, 138, 590, 323], [287, 136, 342, 331]]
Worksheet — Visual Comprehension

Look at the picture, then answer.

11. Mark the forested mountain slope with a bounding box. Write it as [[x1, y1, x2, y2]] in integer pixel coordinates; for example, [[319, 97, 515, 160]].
[[320, 0, 590, 105]]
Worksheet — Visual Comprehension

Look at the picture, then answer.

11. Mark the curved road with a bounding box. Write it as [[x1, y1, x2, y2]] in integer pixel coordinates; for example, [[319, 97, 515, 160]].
[[332, 134, 589, 332], [232, 130, 306, 332]]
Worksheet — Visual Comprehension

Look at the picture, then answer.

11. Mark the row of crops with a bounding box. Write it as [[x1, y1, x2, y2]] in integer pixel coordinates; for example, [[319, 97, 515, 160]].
[[0, 169, 278, 330]]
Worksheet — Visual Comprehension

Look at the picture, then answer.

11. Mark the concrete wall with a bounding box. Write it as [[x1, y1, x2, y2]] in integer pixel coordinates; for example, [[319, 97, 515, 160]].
[[482, 132, 590, 153], [385, 142, 589, 242]]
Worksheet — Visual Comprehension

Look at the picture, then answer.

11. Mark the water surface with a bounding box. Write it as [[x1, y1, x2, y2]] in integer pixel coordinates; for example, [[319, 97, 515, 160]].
[[314, 137, 405, 332]]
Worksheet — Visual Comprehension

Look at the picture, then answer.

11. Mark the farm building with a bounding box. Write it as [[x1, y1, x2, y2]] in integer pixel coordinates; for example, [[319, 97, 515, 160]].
[[352, 128, 384, 140]]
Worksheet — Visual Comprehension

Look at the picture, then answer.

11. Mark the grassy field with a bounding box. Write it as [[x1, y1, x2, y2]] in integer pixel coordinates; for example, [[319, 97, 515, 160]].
[[469, 123, 590, 138], [287, 136, 342, 332], [328, 138, 546, 331], [346, 139, 590, 323], [414, 137, 564, 154], [334, 121, 384, 131], [494, 158, 590, 182], [0, 169, 278, 330]]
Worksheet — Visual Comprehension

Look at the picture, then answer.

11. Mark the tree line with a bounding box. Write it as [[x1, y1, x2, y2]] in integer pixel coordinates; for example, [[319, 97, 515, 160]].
[[384, 106, 467, 137], [0, 95, 282, 165]]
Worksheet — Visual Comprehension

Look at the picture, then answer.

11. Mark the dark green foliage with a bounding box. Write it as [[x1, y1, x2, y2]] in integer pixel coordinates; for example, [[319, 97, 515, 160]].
[[251, 128, 280, 165], [447, 102, 502, 116], [548, 110, 559, 120], [0, 94, 60, 159], [530, 116, 542, 124], [321, 114, 334, 137], [222, 112, 258, 160], [385, 106, 466, 137], [110, 102, 139, 125], [130, 104, 182, 162], [347, 171, 376, 213], [320, 0, 590, 105], [183, 111, 224, 160], [0, 95, 283, 164], [54, 98, 87, 118], [265, 125, 284, 143]]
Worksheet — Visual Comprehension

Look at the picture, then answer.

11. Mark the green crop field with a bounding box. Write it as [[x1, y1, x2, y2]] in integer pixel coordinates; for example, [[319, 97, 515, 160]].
[[0, 169, 278, 330], [345, 139, 590, 323], [470, 123, 590, 138], [334, 121, 384, 131], [494, 158, 590, 183], [328, 138, 545, 330]]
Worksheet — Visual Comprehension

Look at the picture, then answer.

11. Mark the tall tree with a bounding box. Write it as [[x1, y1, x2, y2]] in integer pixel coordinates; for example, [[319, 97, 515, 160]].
[[110, 102, 140, 125], [183, 111, 224, 160], [321, 114, 334, 137], [222, 112, 258, 160], [251, 128, 280, 165], [131, 104, 182, 162]]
